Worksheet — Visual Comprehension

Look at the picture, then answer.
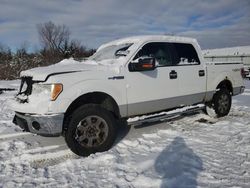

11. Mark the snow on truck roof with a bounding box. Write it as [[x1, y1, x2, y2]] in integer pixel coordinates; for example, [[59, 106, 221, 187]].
[[98, 35, 198, 51]]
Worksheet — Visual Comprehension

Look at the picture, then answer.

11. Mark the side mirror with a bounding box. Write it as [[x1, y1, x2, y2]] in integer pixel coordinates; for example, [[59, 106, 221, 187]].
[[129, 57, 156, 72]]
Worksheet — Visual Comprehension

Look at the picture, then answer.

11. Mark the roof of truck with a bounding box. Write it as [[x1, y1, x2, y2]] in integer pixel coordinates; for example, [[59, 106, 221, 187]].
[[98, 35, 197, 51]]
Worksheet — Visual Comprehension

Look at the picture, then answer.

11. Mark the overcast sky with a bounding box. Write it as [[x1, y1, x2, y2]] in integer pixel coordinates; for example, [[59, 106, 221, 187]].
[[0, 0, 250, 51]]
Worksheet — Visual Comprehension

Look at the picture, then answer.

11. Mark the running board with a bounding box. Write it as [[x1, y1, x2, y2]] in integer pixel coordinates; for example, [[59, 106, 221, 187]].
[[128, 105, 205, 126]]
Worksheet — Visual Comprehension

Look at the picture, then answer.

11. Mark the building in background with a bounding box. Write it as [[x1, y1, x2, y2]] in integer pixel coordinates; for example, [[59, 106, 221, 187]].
[[203, 46, 250, 69]]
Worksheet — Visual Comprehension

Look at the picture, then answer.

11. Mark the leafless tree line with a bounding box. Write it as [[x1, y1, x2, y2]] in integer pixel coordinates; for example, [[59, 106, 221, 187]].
[[0, 21, 95, 80]]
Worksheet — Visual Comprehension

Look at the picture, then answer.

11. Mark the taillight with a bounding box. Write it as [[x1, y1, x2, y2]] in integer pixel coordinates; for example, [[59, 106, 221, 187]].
[[241, 68, 245, 78]]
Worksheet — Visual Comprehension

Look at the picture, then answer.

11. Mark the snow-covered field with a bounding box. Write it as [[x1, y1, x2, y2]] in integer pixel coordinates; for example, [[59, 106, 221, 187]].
[[0, 80, 250, 187]]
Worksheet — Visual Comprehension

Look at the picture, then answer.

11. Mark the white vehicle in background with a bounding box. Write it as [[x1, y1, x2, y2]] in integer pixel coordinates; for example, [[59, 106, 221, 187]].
[[11, 35, 245, 156]]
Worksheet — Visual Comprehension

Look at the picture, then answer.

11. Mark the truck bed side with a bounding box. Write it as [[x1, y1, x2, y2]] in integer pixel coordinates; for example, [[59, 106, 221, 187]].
[[205, 61, 244, 101]]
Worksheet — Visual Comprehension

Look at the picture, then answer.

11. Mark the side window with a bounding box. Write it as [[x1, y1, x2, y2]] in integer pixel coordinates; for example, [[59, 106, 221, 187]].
[[173, 43, 200, 65], [133, 42, 174, 66]]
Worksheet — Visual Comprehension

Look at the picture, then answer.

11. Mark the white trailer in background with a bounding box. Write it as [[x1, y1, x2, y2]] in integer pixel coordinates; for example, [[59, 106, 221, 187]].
[[203, 46, 250, 68], [203, 46, 250, 79]]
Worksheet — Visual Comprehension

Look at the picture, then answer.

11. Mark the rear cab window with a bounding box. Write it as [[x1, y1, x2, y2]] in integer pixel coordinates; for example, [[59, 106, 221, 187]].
[[173, 43, 200, 66]]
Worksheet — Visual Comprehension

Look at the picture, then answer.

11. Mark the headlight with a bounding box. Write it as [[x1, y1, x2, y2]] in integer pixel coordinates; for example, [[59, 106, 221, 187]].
[[32, 84, 51, 95], [32, 83, 63, 101]]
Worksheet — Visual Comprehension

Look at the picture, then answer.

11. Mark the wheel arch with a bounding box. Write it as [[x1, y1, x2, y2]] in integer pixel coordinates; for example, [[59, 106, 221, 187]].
[[216, 79, 233, 94], [63, 92, 121, 131]]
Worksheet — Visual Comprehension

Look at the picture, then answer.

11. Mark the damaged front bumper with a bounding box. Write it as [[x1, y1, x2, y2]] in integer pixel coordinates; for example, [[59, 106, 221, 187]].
[[13, 112, 64, 137]]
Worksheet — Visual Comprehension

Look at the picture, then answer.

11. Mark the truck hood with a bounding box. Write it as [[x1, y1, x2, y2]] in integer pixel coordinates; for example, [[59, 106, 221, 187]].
[[20, 58, 122, 81]]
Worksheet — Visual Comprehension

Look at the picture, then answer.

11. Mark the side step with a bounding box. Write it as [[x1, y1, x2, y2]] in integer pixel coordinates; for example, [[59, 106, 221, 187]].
[[128, 105, 205, 126]]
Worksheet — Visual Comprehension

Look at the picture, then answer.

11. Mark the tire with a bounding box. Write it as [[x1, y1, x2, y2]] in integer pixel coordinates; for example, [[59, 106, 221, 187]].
[[65, 104, 117, 156], [213, 89, 231, 117], [203, 103, 217, 118]]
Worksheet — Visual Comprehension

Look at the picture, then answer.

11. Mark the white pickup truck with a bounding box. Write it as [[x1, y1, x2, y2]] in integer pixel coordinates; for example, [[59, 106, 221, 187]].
[[11, 35, 245, 156]]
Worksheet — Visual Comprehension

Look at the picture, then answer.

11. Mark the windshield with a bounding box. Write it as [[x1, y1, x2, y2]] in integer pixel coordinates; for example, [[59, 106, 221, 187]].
[[89, 43, 133, 61]]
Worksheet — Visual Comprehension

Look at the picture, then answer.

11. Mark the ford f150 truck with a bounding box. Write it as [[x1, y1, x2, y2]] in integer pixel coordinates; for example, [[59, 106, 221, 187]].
[[11, 35, 245, 156]]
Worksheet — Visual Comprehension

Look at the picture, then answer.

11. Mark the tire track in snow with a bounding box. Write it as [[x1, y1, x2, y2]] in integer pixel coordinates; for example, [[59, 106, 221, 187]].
[[2, 146, 77, 168], [0, 132, 31, 140], [186, 108, 250, 187]]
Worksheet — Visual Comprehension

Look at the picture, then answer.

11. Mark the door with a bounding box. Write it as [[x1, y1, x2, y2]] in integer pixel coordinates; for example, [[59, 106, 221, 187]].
[[171, 43, 206, 105], [125, 42, 179, 116]]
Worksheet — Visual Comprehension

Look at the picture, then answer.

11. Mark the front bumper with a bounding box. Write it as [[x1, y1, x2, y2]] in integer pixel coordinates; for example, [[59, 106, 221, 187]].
[[13, 112, 64, 137]]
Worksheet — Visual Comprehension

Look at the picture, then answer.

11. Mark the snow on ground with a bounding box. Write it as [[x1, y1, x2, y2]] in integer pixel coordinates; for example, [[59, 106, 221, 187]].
[[0, 80, 250, 187]]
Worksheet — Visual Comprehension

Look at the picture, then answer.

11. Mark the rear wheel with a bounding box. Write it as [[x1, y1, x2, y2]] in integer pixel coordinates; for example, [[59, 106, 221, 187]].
[[205, 89, 231, 117], [65, 104, 117, 156], [214, 89, 231, 117]]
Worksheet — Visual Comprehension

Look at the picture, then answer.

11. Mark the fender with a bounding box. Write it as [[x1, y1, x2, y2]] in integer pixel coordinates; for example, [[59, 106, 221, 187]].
[[48, 79, 127, 116], [209, 71, 234, 92], [204, 71, 234, 101]]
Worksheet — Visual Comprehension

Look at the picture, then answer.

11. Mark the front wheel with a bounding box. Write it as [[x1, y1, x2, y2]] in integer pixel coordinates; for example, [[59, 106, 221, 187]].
[[205, 89, 231, 117], [65, 104, 117, 156]]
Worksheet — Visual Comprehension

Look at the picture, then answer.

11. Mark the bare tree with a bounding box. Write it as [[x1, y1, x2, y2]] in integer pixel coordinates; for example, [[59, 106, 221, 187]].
[[0, 22, 96, 80], [0, 43, 12, 64], [37, 21, 70, 55], [15, 42, 29, 64], [37, 21, 95, 65]]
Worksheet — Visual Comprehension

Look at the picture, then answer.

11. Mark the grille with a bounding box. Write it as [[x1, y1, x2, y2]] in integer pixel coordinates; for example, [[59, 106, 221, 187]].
[[18, 76, 33, 96]]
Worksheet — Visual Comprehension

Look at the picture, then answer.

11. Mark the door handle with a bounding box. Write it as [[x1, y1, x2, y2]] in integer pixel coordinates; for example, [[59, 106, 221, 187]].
[[169, 70, 177, 79], [199, 70, 205, 77]]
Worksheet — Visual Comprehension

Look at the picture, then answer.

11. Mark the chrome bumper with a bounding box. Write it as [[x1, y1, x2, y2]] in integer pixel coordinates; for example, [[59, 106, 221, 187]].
[[13, 112, 64, 137]]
